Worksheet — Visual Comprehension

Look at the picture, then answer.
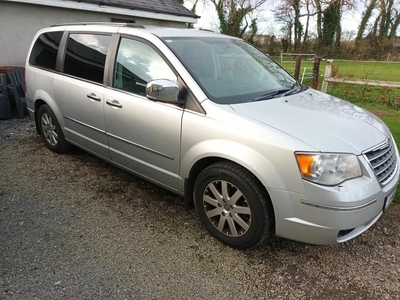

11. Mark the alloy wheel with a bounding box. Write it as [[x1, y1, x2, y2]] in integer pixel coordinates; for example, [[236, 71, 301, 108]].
[[41, 112, 58, 146], [202, 180, 251, 237]]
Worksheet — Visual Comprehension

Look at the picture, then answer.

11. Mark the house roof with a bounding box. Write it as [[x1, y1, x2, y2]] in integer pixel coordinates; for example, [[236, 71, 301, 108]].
[[77, 0, 199, 18], [7, 0, 199, 24]]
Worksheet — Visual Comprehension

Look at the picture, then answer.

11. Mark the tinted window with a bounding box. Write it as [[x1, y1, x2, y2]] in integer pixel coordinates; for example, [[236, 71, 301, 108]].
[[113, 38, 176, 96], [64, 34, 111, 84], [29, 31, 63, 70]]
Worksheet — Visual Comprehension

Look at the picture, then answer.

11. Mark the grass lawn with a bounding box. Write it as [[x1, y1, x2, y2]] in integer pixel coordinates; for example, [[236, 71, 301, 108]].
[[280, 59, 400, 203], [273, 57, 400, 81]]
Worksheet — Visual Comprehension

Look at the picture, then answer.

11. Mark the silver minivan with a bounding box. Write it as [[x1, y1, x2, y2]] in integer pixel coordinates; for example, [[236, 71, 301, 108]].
[[25, 23, 399, 249]]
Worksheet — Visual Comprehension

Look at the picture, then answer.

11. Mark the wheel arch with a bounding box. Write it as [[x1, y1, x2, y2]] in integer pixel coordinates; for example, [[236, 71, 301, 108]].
[[34, 99, 47, 134], [184, 156, 222, 208], [181, 139, 305, 204], [32, 90, 65, 135]]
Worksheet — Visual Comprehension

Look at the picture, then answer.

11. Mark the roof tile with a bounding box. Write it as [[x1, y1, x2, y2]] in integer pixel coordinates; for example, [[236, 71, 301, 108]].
[[78, 0, 199, 18]]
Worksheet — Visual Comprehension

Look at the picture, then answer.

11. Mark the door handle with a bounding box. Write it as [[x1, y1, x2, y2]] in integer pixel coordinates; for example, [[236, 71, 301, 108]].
[[87, 93, 101, 102], [106, 100, 123, 108]]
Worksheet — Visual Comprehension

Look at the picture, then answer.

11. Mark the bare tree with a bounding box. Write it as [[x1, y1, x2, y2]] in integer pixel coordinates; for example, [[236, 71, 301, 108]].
[[356, 0, 377, 44], [341, 30, 356, 42], [389, 8, 400, 39], [183, 0, 201, 12], [292, 0, 303, 51], [302, 0, 313, 51], [274, 3, 295, 51], [356, 0, 400, 57], [210, 0, 268, 38]]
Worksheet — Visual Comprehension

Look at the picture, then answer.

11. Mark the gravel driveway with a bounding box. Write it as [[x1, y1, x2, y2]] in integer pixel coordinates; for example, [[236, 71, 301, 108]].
[[1, 117, 399, 299]]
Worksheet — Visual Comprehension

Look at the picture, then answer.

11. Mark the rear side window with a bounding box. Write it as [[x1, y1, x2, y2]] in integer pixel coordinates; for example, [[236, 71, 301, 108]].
[[29, 31, 63, 70], [64, 34, 111, 84]]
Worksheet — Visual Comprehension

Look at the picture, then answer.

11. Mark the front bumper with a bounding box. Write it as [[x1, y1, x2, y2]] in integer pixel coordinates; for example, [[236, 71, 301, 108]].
[[270, 155, 400, 245]]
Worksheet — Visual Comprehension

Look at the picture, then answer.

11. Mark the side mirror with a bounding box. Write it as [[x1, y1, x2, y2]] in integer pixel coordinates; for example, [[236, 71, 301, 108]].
[[146, 79, 180, 103]]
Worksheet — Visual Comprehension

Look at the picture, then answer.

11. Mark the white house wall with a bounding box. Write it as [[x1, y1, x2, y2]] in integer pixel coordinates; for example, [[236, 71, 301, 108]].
[[0, 2, 188, 66]]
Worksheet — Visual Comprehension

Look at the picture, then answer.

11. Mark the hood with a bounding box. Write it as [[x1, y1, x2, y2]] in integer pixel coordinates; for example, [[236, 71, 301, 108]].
[[230, 89, 389, 153]]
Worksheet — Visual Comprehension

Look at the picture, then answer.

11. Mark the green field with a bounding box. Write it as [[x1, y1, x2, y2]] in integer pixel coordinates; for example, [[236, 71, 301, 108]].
[[319, 61, 400, 110], [279, 59, 400, 203], [279, 59, 400, 81]]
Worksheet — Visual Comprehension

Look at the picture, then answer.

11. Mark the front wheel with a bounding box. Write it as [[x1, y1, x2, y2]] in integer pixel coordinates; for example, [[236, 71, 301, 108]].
[[194, 161, 274, 249], [38, 104, 69, 153]]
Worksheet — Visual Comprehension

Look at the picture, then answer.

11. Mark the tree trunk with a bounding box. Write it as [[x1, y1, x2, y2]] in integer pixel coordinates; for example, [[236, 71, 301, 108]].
[[378, 0, 387, 40], [293, 0, 302, 52], [335, 10, 341, 49], [356, 0, 377, 45], [389, 13, 400, 39], [313, 0, 323, 48], [302, 1, 311, 51], [371, 13, 380, 37], [383, 0, 394, 36]]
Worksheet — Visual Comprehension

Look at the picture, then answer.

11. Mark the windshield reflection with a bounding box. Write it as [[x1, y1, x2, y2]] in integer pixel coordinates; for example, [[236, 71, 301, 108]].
[[163, 37, 296, 104]]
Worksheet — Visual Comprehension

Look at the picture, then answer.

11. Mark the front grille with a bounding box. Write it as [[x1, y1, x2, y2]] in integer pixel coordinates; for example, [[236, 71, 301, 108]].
[[364, 139, 397, 186]]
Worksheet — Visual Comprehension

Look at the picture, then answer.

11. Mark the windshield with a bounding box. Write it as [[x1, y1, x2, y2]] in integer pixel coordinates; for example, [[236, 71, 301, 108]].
[[162, 36, 297, 104]]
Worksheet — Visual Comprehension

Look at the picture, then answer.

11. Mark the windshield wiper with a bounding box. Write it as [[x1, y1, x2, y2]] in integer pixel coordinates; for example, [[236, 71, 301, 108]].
[[281, 82, 304, 96], [252, 88, 292, 101], [251, 83, 304, 102]]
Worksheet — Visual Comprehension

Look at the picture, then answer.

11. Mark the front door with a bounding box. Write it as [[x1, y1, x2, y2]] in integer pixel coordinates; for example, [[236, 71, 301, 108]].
[[105, 37, 183, 190]]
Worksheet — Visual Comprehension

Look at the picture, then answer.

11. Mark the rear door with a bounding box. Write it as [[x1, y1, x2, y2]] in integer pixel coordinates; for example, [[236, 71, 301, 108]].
[[104, 36, 183, 191], [53, 33, 112, 159]]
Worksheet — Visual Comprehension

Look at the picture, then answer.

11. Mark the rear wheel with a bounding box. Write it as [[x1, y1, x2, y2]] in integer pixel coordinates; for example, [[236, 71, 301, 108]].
[[38, 104, 68, 153], [194, 161, 274, 249]]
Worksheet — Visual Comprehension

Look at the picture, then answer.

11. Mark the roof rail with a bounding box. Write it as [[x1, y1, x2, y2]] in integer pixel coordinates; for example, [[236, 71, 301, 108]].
[[125, 23, 146, 28], [51, 22, 145, 28], [198, 28, 215, 33]]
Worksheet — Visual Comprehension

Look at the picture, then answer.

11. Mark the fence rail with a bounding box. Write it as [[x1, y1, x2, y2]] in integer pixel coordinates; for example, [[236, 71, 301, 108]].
[[321, 60, 400, 93]]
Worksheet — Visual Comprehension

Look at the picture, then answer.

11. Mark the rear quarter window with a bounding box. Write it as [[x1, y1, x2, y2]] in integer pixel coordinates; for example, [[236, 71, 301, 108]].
[[29, 31, 63, 70]]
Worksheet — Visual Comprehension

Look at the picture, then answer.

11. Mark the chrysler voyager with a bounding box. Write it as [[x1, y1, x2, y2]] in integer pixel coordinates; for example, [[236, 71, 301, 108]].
[[25, 23, 399, 249]]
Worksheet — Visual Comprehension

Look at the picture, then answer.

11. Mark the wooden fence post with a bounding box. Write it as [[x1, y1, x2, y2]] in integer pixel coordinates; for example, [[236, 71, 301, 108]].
[[312, 57, 320, 89], [294, 55, 301, 80], [321, 59, 333, 93]]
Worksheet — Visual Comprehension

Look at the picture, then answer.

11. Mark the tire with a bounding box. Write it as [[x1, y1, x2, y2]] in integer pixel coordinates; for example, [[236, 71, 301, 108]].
[[194, 161, 274, 249], [38, 104, 69, 153]]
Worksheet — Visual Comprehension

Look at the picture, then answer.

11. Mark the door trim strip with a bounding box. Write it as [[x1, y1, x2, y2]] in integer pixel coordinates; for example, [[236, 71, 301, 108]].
[[64, 115, 105, 133], [106, 132, 174, 160], [63, 115, 174, 160]]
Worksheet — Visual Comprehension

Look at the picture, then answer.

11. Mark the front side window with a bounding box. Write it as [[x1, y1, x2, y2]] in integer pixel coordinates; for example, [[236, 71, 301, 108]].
[[162, 37, 297, 104], [29, 31, 63, 70], [113, 38, 176, 96], [64, 34, 111, 84]]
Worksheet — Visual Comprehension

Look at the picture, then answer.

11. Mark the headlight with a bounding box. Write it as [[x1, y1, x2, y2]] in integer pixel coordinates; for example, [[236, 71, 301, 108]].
[[295, 153, 362, 185]]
